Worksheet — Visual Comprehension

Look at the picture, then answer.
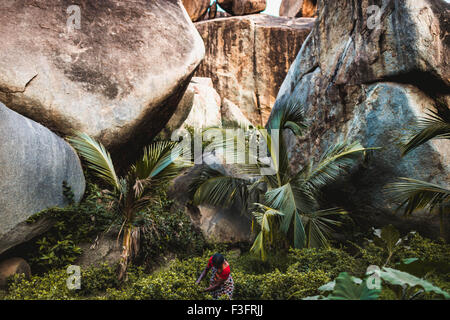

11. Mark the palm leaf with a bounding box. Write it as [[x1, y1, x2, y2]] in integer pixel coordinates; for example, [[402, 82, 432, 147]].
[[67, 132, 120, 190], [402, 107, 450, 156], [302, 141, 369, 194], [266, 98, 307, 133], [263, 184, 306, 248], [250, 204, 284, 260], [302, 208, 347, 248], [386, 178, 450, 215], [192, 168, 249, 209]]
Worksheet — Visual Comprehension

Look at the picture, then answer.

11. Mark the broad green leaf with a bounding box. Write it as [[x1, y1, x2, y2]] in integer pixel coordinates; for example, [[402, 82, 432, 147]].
[[328, 272, 380, 300], [380, 224, 401, 254], [375, 267, 450, 299]]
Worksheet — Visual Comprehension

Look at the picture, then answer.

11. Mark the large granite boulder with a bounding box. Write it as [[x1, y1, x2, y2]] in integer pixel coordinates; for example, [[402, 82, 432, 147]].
[[0, 103, 85, 254], [195, 15, 315, 126], [0, 0, 205, 169], [279, 0, 318, 18], [162, 77, 222, 137], [182, 0, 211, 22], [270, 0, 450, 236]]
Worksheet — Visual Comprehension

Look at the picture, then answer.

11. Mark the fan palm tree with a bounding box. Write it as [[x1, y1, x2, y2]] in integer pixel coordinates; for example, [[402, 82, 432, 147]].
[[386, 104, 450, 238], [190, 100, 369, 259], [68, 132, 188, 280]]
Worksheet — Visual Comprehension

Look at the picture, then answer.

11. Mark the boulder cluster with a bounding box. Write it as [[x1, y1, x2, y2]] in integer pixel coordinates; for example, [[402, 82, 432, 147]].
[[0, 0, 448, 277]]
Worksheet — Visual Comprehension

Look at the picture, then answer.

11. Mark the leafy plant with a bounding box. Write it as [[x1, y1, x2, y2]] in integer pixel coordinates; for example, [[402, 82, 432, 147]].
[[68, 132, 189, 280], [323, 272, 380, 300], [372, 224, 402, 266], [386, 104, 450, 239], [369, 267, 450, 300], [22, 182, 115, 272], [190, 99, 370, 259]]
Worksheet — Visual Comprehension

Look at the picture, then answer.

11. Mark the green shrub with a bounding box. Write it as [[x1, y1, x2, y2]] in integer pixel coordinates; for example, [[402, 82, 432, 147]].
[[287, 247, 366, 278], [232, 269, 330, 300], [134, 190, 206, 269], [233, 251, 292, 274], [354, 232, 450, 269], [24, 182, 116, 272], [4, 264, 125, 300]]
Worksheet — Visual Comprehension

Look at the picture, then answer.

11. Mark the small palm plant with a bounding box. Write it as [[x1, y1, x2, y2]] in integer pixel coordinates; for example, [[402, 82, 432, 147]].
[[68, 132, 188, 280], [386, 104, 450, 238], [190, 100, 369, 259]]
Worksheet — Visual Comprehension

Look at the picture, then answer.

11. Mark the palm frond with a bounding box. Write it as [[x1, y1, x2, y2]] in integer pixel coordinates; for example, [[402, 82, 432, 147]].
[[302, 208, 348, 248], [386, 177, 450, 215], [263, 183, 306, 248], [402, 108, 450, 156], [250, 204, 284, 260], [67, 132, 120, 190], [266, 98, 307, 133], [191, 167, 250, 208], [302, 141, 369, 194], [130, 141, 189, 198]]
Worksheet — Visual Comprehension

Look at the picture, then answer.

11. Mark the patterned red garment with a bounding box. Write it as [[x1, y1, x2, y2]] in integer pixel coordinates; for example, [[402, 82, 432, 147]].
[[207, 256, 234, 299], [207, 256, 231, 280]]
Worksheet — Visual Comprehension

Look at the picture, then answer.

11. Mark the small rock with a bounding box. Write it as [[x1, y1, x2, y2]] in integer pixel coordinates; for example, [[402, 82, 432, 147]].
[[0, 258, 31, 288], [182, 0, 211, 22], [279, 0, 318, 18]]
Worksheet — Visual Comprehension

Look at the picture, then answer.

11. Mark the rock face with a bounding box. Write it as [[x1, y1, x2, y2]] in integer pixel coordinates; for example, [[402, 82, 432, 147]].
[[195, 15, 315, 126], [221, 98, 253, 127], [168, 159, 253, 243], [182, 0, 211, 22], [0, 103, 85, 254], [230, 0, 266, 16], [279, 0, 318, 17], [76, 230, 122, 267], [0, 258, 31, 288], [271, 0, 450, 235], [0, 0, 205, 169], [218, 0, 266, 16], [183, 78, 222, 129], [163, 77, 222, 135]]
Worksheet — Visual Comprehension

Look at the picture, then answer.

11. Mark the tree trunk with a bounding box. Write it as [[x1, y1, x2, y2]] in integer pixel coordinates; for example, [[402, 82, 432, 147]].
[[118, 224, 132, 281]]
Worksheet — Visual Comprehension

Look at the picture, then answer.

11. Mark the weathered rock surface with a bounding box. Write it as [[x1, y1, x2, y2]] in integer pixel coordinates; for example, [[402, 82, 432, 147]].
[[0, 257, 31, 288], [183, 78, 222, 129], [217, 0, 233, 13], [182, 0, 211, 22], [0, 0, 205, 168], [218, 0, 266, 16], [168, 153, 253, 243], [163, 77, 222, 136], [270, 0, 450, 236], [221, 98, 252, 127], [279, 0, 317, 17], [76, 230, 122, 267], [195, 15, 315, 126], [231, 0, 266, 16], [0, 103, 85, 254]]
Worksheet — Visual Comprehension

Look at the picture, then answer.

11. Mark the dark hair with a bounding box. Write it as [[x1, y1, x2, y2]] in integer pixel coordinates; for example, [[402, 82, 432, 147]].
[[211, 253, 225, 268]]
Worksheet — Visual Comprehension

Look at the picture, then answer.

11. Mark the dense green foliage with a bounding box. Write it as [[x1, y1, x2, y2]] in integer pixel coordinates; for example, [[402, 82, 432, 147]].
[[19, 182, 206, 274], [22, 182, 115, 273], [3, 232, 448, 300]]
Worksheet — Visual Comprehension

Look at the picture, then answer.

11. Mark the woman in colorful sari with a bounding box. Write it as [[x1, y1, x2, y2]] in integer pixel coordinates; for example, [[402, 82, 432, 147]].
[[195, 253, 234, 299]]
